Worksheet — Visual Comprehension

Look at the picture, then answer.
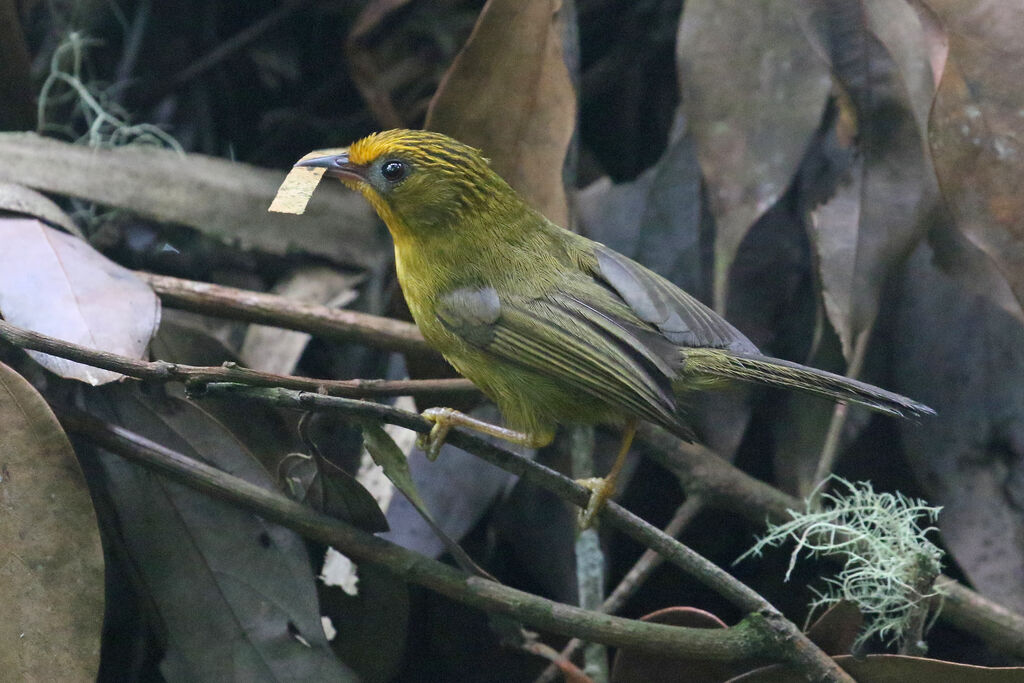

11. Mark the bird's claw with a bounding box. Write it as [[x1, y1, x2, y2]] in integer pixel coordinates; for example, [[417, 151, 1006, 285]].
[[576, 476, 614, 529], [417, 407, 456, 461]]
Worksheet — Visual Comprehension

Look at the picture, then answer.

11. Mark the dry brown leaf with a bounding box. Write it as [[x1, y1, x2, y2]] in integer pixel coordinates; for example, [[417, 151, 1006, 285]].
[[926, 1, 1024, 318], [0, 361, 104, 681], [801, 1, 934, 359], [677, 0, 831, 312], [425, 0, 576, 226], [0, 218, 160, 385]]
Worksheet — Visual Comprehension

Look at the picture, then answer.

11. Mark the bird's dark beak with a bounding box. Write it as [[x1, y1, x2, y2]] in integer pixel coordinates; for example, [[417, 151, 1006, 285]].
[[295, 152, 366, 182]]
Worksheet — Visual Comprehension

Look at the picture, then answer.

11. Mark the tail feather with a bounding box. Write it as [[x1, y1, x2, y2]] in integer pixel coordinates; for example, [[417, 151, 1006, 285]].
[[683, 349, 935, 419]]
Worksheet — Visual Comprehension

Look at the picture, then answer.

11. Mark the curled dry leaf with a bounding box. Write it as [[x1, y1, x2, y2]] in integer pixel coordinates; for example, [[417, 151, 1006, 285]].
[[425, 0, 576, 226], [0, 182, 82, 237], [801, 1, 934, 359], [677, 0, 831, 312], [0, 361, 104, 681], [0, 133, 385, 268], [925, 0, 1024, 318], [0, 218, 160, 385]]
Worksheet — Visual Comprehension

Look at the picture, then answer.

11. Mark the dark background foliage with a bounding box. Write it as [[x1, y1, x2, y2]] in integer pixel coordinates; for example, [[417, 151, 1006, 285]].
[[1, 0, 1023, 681]]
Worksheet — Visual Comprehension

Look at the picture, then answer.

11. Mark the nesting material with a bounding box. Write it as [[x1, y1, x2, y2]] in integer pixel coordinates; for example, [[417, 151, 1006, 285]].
[[268, 148, 346, 214]]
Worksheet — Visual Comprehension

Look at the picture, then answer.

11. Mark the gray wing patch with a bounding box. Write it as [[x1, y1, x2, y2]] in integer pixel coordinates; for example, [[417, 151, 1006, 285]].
[[593, 245, 758, 353], [435, 286, 501, 347]]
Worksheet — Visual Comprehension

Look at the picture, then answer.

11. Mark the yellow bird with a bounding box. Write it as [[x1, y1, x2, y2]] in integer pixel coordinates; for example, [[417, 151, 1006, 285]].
[[298, 129, 933, 526]]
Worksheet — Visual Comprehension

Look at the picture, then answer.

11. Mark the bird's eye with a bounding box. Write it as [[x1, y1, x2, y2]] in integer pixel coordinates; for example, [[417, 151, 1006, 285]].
[[381, 160, 407, 182]]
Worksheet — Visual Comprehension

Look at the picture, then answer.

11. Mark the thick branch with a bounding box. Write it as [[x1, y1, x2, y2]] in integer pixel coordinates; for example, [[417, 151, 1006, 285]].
[[198, 383, 852, 681], [138, 271, 431, 356], [62, 411, 773, 662], [639, 424, 1024, 658]]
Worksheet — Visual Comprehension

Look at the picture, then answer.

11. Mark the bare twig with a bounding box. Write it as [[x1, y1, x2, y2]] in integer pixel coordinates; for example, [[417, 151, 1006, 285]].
[[0, 314, 848, 678], [569, 425, 608, 682], [808, 326, 872, 500], [0, 317, 475, 400], [2, 299, 1020, 660]]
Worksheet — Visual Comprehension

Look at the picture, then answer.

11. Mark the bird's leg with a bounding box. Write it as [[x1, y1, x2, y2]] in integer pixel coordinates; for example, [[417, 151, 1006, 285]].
[[417, 406, 553, 461], [576, 418, 638, 529]]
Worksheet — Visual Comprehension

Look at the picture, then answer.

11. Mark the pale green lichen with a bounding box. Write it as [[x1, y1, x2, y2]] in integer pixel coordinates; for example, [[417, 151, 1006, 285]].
[[37, 31, 183, 152], [738, 476, 944, 651]]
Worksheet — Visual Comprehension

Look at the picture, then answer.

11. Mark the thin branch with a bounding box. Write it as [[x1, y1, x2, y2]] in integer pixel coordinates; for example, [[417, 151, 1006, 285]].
[[569, 425, 608, 682], [0, 317, 476, 400], [138, 271, 432, 356], [196, 383, 853, 682], [808, 325, 873, 500], [61, 410, 774, 662]]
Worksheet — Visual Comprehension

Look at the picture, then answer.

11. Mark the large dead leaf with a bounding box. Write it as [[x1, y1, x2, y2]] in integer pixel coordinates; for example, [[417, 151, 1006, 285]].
[[0, 133, 385, 268], [0, 218, 160, 385], [925, 1, 1024, 317], [896, 245, 1024, 615], [425, 0, 576, 226], [84, 387, 356, 681], [576, 112, 705, 297], [0, 361, 104, 681], [677, 0, 831, 312], [802, 1, 934, 358]]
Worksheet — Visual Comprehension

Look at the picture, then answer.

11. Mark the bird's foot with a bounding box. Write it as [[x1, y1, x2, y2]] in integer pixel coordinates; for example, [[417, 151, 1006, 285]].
[[417, 407, 553, 460], [417, 407, 458, 461], [576, 476, 616, 529]]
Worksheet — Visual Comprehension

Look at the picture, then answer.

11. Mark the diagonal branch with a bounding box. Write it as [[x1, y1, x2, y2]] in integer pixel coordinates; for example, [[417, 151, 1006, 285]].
[[62, 410, 775, 663], [138, 271, 432, 356], [195, 382, 851, 681]]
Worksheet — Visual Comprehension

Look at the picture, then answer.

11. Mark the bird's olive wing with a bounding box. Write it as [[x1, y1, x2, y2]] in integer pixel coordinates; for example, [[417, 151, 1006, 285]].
[[589, 244, 759, 354], [434, 286, 685, 433]]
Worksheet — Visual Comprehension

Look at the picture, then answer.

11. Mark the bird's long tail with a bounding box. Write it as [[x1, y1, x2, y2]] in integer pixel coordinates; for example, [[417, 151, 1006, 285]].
[[682, 349, 935, 418]]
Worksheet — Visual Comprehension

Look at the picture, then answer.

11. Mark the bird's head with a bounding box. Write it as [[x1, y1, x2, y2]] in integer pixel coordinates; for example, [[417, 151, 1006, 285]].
[[297, 129, 513, 239]]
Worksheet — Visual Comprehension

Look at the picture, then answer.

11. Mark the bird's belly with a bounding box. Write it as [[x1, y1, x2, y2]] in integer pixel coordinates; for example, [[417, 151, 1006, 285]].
[[442, 344, 618, 439]]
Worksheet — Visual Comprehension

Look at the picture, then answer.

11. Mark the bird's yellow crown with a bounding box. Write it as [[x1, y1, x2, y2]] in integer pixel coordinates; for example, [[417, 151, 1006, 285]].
[[348, 129, 491, 178], [345, 129, 514, 231]]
